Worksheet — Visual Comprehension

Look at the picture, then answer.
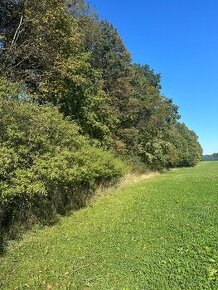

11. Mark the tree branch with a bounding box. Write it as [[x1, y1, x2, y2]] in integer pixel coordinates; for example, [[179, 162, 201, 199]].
[[10, 14, 24, 49]]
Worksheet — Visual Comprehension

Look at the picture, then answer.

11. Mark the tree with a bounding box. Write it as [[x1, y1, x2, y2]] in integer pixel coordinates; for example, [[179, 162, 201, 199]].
[[0, 0, 203, 169], [0, 0, 114, 143]]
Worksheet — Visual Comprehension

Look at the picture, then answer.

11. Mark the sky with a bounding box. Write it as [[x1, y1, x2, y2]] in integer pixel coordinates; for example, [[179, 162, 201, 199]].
[[87, 0, 218, 155]]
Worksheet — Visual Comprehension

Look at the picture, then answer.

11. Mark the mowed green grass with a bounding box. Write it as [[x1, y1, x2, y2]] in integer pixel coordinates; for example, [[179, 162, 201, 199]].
[[0, 162, 218, 290]]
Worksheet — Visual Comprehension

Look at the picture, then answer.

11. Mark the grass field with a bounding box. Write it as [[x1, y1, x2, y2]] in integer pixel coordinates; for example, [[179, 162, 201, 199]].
[[0, 162, 217, 289]]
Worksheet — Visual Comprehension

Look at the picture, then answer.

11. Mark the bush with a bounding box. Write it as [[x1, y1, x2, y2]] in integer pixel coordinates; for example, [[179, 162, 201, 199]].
[[0, 99, 126, 248]]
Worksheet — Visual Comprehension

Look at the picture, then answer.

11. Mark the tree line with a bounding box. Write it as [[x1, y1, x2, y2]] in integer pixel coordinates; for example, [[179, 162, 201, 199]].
[[202, 153, 218, 161], [0, 0, 202, 168], [0, 0, 202, 248]]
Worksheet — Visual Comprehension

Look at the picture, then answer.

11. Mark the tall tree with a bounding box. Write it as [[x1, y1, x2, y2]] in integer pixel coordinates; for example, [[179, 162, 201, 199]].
[[0, 0, 114, 143]]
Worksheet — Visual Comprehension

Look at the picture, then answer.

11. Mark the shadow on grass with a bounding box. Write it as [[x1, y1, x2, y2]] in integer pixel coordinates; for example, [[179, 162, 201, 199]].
[[0, 187, 93, 256]]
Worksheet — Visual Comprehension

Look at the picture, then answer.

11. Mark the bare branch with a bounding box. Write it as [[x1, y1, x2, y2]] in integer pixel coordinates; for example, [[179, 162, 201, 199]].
[[10, 14, 24, 49]]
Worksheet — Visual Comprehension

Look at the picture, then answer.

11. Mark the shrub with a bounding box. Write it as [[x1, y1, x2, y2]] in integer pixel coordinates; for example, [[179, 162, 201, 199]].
[[0, 99, 126, 247]]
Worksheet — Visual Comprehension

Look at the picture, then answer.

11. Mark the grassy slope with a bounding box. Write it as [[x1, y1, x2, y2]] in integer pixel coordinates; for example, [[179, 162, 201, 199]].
[[0, 162, 217, 290]]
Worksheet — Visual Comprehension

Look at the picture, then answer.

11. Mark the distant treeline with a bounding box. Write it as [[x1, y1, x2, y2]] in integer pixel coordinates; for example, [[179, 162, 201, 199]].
[[202, 153, 218, 161], [0, 0, 202, 247]]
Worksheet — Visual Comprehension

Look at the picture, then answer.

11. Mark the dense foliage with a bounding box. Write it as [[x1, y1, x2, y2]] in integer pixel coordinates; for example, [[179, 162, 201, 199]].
[[0, 0, 202, 246], [0, 0, 202, 166], [0, 97, 125, 243]]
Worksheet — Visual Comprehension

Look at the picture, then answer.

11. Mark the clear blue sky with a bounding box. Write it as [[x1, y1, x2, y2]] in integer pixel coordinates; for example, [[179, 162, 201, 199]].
[[87, 0, 218, 154]]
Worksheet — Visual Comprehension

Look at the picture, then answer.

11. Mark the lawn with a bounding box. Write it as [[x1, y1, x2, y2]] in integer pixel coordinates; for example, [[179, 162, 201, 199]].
[[0, 162, 217, 289]]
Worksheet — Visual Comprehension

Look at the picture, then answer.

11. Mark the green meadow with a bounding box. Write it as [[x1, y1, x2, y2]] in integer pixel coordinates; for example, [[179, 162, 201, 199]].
[[0, 162, 217, 290]]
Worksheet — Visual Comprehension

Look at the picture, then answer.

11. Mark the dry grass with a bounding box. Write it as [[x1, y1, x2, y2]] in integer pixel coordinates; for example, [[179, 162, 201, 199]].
[[94, 171, 159, 201], [118, 171, 159, 187]]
